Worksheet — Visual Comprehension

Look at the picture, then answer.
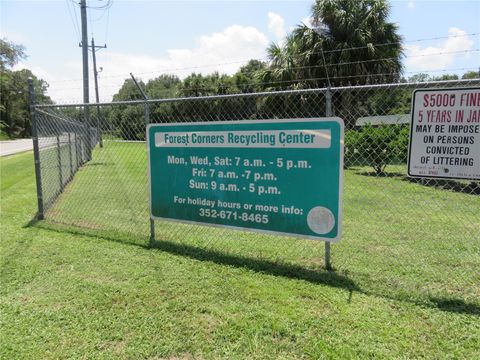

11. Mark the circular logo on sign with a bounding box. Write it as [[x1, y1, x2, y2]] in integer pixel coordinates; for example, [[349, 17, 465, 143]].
[[307, 206, 335, 234]]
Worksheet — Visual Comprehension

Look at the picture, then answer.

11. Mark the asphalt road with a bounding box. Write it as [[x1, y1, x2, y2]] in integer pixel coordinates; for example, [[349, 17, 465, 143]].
[[0, 139, 33, 157]]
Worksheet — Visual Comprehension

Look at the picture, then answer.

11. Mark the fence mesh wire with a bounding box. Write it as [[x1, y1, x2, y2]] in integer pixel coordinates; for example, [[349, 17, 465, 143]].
[[33, 80, 479, 282], [34, 109, 98, 210]]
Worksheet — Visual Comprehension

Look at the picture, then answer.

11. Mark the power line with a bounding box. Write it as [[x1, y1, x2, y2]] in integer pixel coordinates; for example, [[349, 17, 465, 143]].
[[46, 58, 480, 89], [98, 47, 480, 79], [103, 0, 111, 44], [87, 0, 113, 10], [66, 0, 81, 42], [311, 32, 480, 55], [298, 49, 479, 70], [123, 45, 479, 79], [46, 67, 480, 92], [88, 5, 93, 38], [136, 68, 480, 94], [103, 31, 480, 78], [46, 31, 480, 83], [404, 32, 480, 43]]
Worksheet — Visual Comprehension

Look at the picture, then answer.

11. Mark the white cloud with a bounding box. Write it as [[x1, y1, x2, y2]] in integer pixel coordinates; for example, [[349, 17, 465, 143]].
[[13, 63, 52, 82], [407, 1, 415, 10], [405, 27, 474, 72], [301, 16, 314, 28], [23, 24, 269, 102], [0, 29, 28, 45], [268, 12, 286, 45]]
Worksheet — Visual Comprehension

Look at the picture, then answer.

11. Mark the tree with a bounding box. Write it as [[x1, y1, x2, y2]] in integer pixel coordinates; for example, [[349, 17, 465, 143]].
[[146, 75, 181, 122], [311, 0, 403, 84], [145, 74, 181, 99], [0, 38, 26, 70], [176, 72, 238, 121], [433, 74, 459, 81], [108, 79, 145, 140], [462, 70, 480, 79], [261, 0, 403, 91], [108, 75, 182, 139], [233, 60, 266, 93], [0, 39, 51, 138], [259, 0, 403, 126]]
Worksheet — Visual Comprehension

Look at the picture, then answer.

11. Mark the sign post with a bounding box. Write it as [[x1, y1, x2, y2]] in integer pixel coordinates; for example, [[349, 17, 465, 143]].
[[408, 87, 480, 180], [147, 118, 344, 250]]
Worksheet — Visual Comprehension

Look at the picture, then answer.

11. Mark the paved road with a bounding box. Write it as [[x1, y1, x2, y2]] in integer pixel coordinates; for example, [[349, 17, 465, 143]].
[[0, 139, 33, 157]]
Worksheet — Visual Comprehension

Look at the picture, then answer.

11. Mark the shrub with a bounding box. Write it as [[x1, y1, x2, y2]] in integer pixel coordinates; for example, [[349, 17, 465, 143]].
[[345, 124, 409, 175]]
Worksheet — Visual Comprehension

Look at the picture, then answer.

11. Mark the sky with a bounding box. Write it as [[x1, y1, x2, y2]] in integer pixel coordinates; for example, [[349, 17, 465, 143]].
[[1, 0, 479, 103]]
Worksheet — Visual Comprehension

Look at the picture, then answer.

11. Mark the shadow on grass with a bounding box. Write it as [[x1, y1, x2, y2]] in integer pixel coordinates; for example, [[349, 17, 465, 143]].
[[429, 297, 480, 316], [84, 161, 116, 167], [27, 219, 480, 316], [150, 238, 359, 292], [356, 169, 480, 195], [23, 217, 40, 228], [404, 177, 480, 195], [356, 170, 404, 178], [28, 218, 359, 292]]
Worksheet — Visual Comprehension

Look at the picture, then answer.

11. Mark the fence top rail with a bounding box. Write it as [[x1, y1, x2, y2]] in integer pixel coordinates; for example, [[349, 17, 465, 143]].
[[35, 78, 480, 109], [36, 108, 94, 128]]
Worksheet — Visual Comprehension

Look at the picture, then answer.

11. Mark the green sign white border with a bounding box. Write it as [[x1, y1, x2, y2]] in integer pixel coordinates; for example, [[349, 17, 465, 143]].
[[146, 118, 344, 243]]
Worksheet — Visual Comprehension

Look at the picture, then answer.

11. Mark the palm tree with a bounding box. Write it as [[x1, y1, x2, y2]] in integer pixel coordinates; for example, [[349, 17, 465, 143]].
[[260, 0, 403, 90]]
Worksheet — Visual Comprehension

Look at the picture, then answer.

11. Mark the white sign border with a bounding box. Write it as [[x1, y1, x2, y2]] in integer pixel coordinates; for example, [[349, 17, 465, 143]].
[[146, 118, 344, 243], [407, 86, 480, 181]]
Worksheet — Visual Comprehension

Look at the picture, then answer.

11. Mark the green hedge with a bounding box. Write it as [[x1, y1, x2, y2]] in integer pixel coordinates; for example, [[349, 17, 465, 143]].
[[345, 124, 409, 174]]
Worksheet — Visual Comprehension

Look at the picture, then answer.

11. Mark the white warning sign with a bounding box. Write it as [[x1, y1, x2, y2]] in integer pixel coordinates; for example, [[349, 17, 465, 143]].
[[408, 87, 480, 180]]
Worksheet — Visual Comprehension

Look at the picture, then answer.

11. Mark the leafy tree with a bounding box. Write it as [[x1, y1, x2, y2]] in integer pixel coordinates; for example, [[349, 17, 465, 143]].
[[233, 60, 266, 93], [346, 124, 408, 174], [113, 78, 145, 101], [0, 39, 51, 138], [433, 74, 459, 81], [108, 75, 182, 139], [0, 38, 26, 70], [176, 72, 238, 121], [462, 70, 480, 79], [145, 74, 181, 99], [407, 73, 431, 83], [313, 0, 403, 84], [258, 0, 403, 126], [261, 0, 403, 91], [231, 60, 268, 120], [146, 74, 181, 122], [107, 79, 145, 139]]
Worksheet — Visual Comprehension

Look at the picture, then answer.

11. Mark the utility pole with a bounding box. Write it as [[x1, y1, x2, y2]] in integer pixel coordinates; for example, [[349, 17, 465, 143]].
[[79, 0, 89, 110], [79, 0, 92, 159], [90, 37, 106, 147]]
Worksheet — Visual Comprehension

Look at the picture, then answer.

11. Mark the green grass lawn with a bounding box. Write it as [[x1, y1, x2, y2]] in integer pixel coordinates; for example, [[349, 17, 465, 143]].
[[1, 147, 479, 359], [0, 131, 11, 140]]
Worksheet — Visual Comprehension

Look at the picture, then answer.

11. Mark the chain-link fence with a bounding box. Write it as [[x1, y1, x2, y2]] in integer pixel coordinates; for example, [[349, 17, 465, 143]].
[[31, 79, 479, 276], [33, 108, 98, 211]]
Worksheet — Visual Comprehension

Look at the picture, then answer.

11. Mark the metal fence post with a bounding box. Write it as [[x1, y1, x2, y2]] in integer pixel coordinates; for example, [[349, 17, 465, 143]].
[[81, 126, 86, 164], [75, 129, 81, 167], [130, 73, 156, 246], [146, 103, 155, 245], [68, 132, 74, 178], [85, 106, 93, 161], [325, 87, 333, 270], [28, 78, 45, 220], [56, 134, 64, 191], [145, 103, 156, 245], [96, 107, 103, 148]]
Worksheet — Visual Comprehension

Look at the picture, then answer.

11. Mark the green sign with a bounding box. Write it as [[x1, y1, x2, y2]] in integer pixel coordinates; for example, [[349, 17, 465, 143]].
[[147, 118, 344, 242]]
